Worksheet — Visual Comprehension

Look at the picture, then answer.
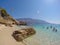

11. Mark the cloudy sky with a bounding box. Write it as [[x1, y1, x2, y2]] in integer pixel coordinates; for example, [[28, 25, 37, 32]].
[[0, 0, 60, 24]]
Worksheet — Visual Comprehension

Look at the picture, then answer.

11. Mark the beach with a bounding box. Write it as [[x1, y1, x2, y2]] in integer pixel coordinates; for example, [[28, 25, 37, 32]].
[[0, 24, 26, 45], [0, 23, 60, 45]]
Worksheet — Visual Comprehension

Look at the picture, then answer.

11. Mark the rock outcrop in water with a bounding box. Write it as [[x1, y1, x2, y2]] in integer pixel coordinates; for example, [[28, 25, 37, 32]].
[[18, 21, 27, 25]]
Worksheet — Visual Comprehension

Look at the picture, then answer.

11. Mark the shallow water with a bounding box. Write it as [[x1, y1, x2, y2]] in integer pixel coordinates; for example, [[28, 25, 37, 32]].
[[24, 24, 60, 45]]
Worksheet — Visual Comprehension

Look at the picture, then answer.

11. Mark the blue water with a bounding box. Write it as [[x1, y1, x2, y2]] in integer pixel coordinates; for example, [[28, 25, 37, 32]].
[[24, 24, 60, 45]]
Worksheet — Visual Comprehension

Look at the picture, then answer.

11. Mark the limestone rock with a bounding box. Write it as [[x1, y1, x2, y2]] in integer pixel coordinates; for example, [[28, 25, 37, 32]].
[[0, 8, 18, 25], [12, 27, 36, 42]]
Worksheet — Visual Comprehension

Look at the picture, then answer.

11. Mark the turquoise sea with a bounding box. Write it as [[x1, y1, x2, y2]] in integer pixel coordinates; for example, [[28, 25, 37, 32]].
[[24, 24, 60, 45]]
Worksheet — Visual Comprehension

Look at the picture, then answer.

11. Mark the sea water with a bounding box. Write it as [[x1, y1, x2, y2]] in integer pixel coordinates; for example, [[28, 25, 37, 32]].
[[23, 24, 60, 45]]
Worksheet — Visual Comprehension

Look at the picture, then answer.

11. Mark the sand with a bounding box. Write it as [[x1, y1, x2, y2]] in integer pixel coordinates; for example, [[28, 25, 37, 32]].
[[0, 24, 26, 45]]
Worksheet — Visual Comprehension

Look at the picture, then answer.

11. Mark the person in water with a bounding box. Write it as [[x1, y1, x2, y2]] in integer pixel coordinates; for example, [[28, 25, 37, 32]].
[[52, 27, 57, 32], [47, 27, 49, 29], [50, 26, 52, 29]]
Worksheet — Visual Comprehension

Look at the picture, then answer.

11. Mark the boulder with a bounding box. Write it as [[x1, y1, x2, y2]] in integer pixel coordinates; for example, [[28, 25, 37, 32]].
[[12, 27, 36, 42]]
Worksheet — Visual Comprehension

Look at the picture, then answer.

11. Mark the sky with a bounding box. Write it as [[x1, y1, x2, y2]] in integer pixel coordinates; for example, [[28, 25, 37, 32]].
[[0, 0, 60, 24]]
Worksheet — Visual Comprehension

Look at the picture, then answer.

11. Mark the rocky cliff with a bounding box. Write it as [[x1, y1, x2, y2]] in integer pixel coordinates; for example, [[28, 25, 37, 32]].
[[0, 8, 18, 25], [0, 8, 36, 45]]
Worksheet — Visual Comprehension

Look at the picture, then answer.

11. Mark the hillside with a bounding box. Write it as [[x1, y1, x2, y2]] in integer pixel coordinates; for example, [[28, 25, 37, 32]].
[[0, 8, 18, 25], [17, 18, 49, 25]]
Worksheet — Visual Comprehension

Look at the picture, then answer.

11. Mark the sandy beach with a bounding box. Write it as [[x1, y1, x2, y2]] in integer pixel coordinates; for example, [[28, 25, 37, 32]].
[[0, 24, 26, 45]]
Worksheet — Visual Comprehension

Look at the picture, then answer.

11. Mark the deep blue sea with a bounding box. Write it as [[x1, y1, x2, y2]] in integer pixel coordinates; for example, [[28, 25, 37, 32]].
[[24, 24, 60, 45]]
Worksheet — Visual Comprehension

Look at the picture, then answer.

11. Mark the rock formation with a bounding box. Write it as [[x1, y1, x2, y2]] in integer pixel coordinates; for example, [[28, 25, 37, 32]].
[[12, 27, 36, 42], [18, 21, 27, 25], [0, 8, 36, 45], [0, 8, 18, 26]]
